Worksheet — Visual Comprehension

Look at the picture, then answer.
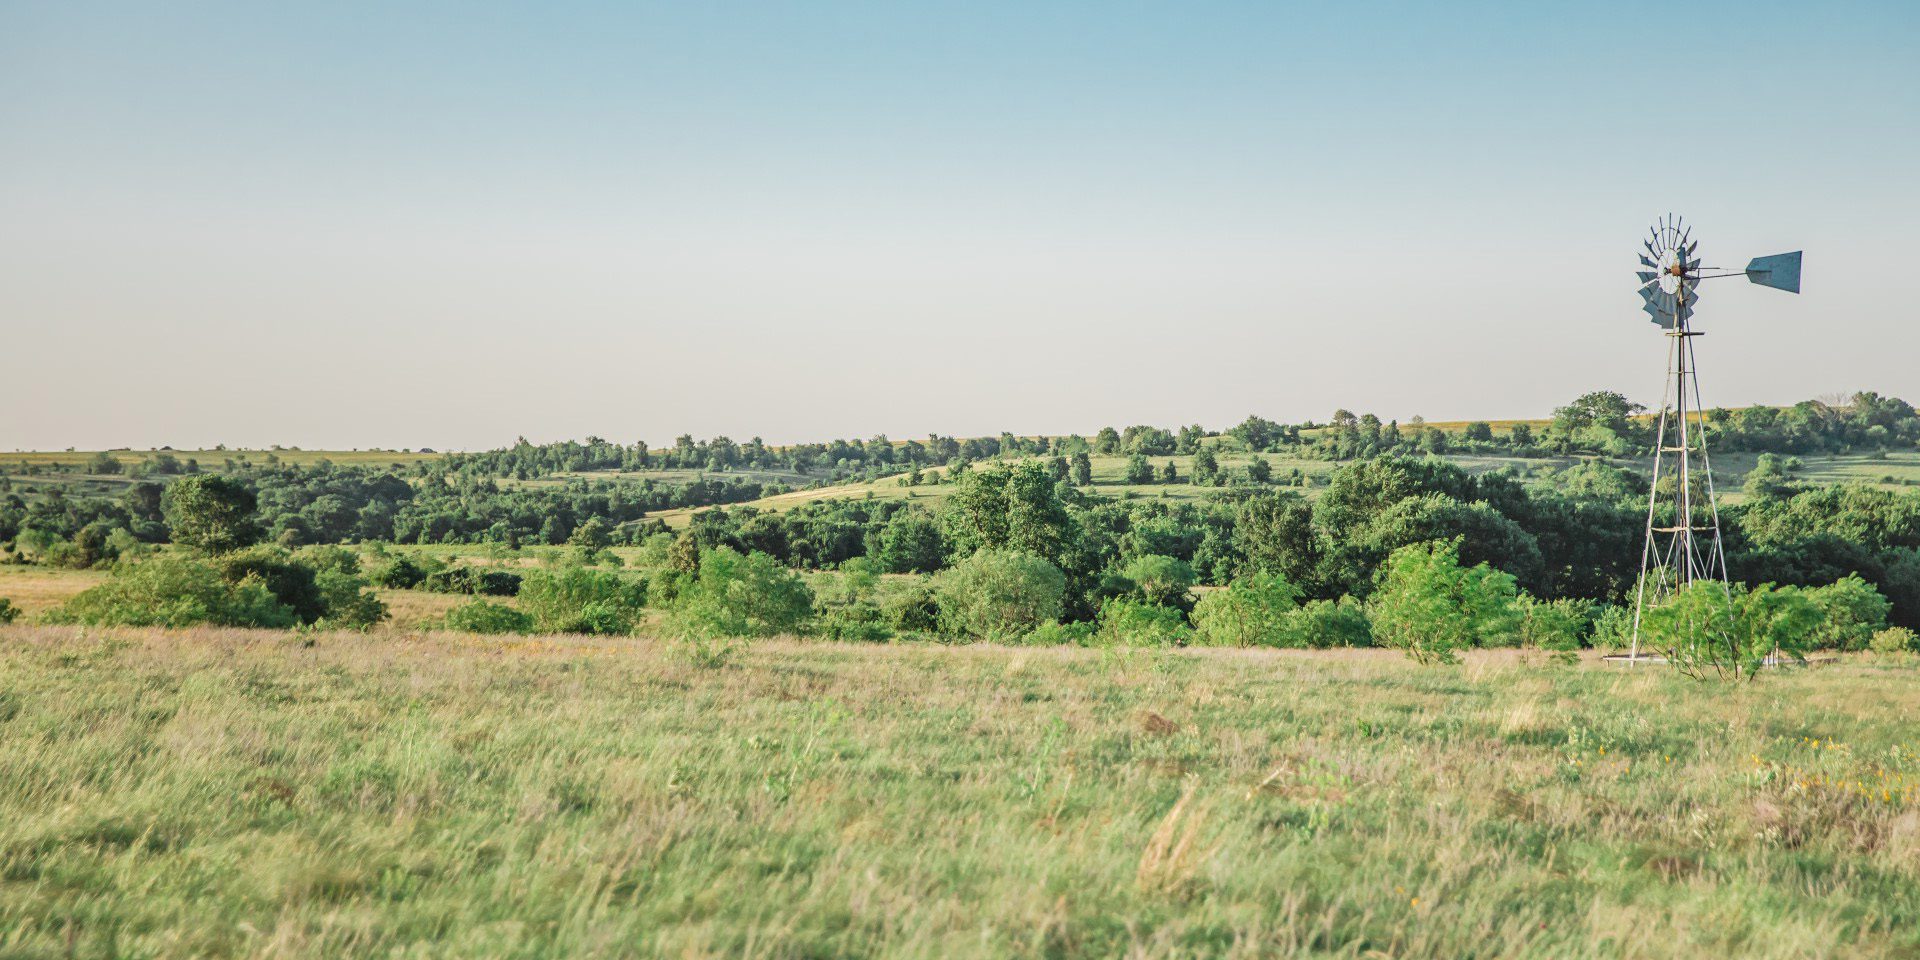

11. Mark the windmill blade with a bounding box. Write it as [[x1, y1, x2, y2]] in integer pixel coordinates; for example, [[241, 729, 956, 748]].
[[1640, 254, 1658, 269], [1745, 251, 1803, 293], [1637, 271, 1659, 286]]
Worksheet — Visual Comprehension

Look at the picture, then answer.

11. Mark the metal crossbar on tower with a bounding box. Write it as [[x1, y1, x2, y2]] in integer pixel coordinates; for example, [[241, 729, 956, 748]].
[[1624, 215, 1802, 661]]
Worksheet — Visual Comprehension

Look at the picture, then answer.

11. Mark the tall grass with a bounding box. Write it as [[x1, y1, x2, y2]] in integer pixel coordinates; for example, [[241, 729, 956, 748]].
[[3, 626, 1918, 957]]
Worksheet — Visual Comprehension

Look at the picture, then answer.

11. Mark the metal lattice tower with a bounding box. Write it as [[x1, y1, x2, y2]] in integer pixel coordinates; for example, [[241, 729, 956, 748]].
[[1625, 215, 1802, 661]]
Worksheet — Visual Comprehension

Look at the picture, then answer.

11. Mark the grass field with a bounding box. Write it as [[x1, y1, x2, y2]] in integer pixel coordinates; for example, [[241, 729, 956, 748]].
[[3, 627, 1918, 958]]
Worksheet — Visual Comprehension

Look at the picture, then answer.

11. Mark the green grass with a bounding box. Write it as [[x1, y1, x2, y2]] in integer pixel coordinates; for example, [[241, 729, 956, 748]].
[[3, 627, 1919, 958]]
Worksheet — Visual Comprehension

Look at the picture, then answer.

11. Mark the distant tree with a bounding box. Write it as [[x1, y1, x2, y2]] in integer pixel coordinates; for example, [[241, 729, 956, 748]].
[[1122, 554, 1197, 610], [1247, 458, 1273, 483], [1070, 451, 1093, 486], [877, 512, 944, 574], [1464, 422, 1494, 443], [164, 475, 262, 554], [567, 517, 612, 550], [1191, 448, 1219, 486], [1161, 460, 1178, 483], [85, 451, 123, 476], [1124, 454, 1154, 485], [1509, 423, 1534, 447], [1093, 427, 1121, 455], [1420, 427, 1450, 455], [934, 549, 1066, 641]]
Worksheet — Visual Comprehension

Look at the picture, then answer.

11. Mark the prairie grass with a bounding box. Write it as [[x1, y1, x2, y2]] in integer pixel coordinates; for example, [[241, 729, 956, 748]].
[[2, 628, 1919, 958]]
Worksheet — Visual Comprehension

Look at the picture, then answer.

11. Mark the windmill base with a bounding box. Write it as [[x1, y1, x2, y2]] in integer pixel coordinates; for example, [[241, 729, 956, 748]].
[[1600, 653, 1835, 668]]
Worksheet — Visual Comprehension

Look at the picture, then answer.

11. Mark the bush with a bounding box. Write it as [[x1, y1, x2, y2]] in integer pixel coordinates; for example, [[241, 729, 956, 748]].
[[0, 598, 16, 625], [1640, 581, 1821, 680], [216, 546, 327, 623], [518, 566, 648, 635], [297, 546, 387, 629], [442, 600, 534, 635], [1091, 598, 1190, 647], [422, 565, 522, 597], [1190, 574, 1302, 647], [883, 582, 940, 633], [1369, 540, 1522, 664], [934, 549, 1066, 641], [677, 548, 814, 638], [1022, 620, 1095, 646], [1286, 598, 1374, 648], [1870, 626, 1918, 655], [1802, 575, 1892, 650], [1516, 597, 1593, 652], [52, 555, 296, 629], [1121, 554, 1196, 610], [368, 554, 428, 589]]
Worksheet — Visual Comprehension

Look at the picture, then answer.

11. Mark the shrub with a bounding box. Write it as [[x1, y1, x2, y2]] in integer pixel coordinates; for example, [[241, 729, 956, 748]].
[[52, 555, 296, 629], [677, 548, 814, 638], [1802, 575, 1892, 650], [1870, 626, 1918, 655], [1516, 597, 1593, 652], [297, 546, 387, 629], [1023, 620, 1095, 646], [217, 546, 327, 623], [518, 566, 648, 635], [934, 549, 1066, 641], [0, 598, 16, 625], [1369, 540, 1522, 664], [443, 600, 534, 635], [1285, 598, 1374, 648], [883, 582, 940, 633], [1121, 555, 1197, 611], [1091, 598, 1190, 647], [1190, 574, 1302, 647], [1640, 581, 1821, 680], [422, 566, 522, 597], [369, 554, 428, 589]]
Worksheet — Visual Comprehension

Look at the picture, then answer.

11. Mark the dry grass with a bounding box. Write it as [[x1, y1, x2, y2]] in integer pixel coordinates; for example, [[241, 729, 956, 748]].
[[0, 565, 104, 615], [2, 628, 1918, 958]]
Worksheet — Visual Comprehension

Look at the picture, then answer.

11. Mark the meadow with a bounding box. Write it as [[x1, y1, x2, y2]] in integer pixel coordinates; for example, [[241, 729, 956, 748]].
[[4, 626, 1919, 958]]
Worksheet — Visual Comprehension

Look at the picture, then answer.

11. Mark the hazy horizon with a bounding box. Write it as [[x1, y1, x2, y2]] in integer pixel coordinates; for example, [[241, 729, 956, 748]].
[[5, 1, 1915, 452]]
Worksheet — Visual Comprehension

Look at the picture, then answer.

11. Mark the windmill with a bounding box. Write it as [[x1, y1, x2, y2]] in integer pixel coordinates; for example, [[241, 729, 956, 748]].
[[1624, 215, 1802, 663]]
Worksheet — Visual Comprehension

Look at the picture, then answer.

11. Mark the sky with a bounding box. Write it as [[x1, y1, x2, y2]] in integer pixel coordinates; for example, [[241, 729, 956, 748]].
[[2, 0, 1915, 452]]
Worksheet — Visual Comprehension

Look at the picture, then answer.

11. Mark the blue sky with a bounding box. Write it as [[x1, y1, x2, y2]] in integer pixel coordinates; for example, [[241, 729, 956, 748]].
[[3, 1, 1915, 450]]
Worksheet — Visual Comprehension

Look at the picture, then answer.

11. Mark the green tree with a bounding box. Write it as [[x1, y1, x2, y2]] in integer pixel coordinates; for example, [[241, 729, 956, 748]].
[[1124, 454, 1154, 485], [1802, 574, 1891, 650], [1091, 598, 1190, 647], [934, 549, 1066, 641], [1160, 460, 1178, 483], [164, 475, 262, 554], [1070, 451, 1093, 486], [519, 566, 649, 635], [1191, 448, 1219, 486], [1641, 581, 1820, 680], [1369, 540, 1523, 664], [877, 512, 945, 573], [1122, 554, 1196, 610], [1190, 574, 1302, 647], [678, 548, 814, 638], [567, 517, 612, 550]]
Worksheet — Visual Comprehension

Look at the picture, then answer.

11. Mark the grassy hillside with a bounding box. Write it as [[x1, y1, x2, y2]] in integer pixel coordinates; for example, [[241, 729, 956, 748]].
[[3, 627, 1918, 958]]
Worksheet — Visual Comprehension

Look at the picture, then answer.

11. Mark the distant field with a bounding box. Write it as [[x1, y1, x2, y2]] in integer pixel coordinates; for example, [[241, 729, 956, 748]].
[[4, 627, 1918, 958], [2, 449, 445, 469]]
